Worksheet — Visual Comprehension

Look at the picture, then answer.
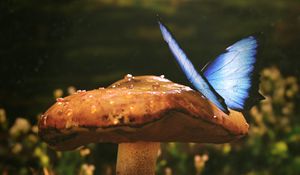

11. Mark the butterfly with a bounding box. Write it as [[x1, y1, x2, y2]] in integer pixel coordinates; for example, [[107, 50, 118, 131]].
[[158, 21, 263, 114]]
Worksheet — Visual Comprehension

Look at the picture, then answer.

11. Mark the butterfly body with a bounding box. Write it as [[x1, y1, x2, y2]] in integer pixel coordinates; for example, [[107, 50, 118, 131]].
[[159, 21, 263, 114]]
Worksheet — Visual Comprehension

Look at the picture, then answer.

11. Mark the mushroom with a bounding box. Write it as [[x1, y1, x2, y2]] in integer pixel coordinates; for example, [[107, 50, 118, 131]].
[[38, 75, 249, 175]]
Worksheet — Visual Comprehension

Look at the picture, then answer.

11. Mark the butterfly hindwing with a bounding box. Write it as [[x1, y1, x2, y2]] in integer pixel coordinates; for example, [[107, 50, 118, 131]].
[[203, 36, 258, 111]]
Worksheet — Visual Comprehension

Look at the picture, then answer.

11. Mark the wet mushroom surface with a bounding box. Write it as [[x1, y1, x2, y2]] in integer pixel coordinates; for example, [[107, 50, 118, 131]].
[[39, 75, 248, 150], [38, 75, 249, 175]]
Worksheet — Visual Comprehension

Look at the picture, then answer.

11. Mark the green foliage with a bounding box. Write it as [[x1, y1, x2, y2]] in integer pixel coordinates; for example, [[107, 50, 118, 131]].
[[0, 89, 96, 175]]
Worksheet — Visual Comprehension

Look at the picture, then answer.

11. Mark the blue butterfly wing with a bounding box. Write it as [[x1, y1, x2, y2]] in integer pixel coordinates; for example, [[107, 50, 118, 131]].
[[203, 36, 258, 111], [158, 21, 229, 113]]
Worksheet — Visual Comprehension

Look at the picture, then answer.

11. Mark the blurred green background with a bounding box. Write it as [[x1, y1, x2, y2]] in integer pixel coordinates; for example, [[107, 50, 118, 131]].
[[0, 0, 299, 174]]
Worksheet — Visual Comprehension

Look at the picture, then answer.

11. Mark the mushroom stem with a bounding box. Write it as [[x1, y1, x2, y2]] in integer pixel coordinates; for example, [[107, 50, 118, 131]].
[[116, 142, 160, 175]]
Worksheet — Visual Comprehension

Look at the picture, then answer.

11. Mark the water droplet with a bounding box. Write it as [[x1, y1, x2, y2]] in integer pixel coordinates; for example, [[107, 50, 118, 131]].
[[111, 85, 116, 88], [91, 105, 97, 114], [65, 120, 72, 129], [88, 95, 93, 98], [160, 75, 165, 78], [130, 106, 134, 110], [43, 115, 48, 125], [213, 115, 217, 119], [113, 118, 119, 125], [56, 98, 64, 102], [149, 100, 154, 108], [57, 102, 63, 105], [124, 74, 133, 81], [76, 90, 87, 94], [109, 101, 114, 105], [66, 109, 73, 116]]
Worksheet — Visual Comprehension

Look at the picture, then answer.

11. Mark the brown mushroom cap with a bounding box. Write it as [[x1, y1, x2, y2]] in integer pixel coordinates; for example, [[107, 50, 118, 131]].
[[38, 75, 249, 151]]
